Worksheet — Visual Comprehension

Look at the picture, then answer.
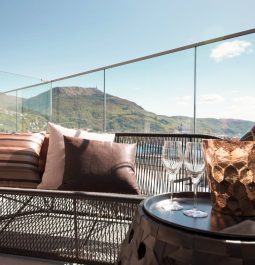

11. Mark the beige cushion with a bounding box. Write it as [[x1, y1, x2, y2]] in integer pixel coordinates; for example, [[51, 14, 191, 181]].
[[0, 132, 45, 188], [37, 122, 115, 189]]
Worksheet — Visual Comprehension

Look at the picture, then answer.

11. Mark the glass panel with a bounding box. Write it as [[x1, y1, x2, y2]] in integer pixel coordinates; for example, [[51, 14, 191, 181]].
[[106, 50, 194, 133], [51, 71, 104, 130], [196, 33, 255, 137], [0, 71, 42, 92], [17, 83, 52, 132], [0, 91, 17, 132]]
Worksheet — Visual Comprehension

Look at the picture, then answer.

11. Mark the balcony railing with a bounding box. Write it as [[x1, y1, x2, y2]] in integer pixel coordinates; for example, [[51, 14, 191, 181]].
[[0, 28, 255, 136]]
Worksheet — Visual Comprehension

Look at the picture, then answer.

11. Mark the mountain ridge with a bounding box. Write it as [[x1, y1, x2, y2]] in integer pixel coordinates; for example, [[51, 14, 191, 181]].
[[21, 86, 253, 136]]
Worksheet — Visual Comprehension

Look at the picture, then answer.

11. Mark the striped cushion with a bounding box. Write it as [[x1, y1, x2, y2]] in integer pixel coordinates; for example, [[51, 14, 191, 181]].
[[0, 133, 45, 188]]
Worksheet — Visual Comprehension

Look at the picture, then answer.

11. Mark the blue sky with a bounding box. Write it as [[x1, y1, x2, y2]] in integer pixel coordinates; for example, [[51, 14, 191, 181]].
[[1, 0, 255, 121]]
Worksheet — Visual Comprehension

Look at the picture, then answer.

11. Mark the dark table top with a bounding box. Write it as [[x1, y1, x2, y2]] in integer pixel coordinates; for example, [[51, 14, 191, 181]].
[[143, 192, 255, 240]]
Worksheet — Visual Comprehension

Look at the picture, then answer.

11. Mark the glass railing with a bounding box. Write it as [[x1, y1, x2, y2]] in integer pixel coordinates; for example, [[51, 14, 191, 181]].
[[16, 83, 52, 132], [0, 91, 17, 132], [0, 71, 43, 92], [1, 28, 254, 137], [196, 33, 255, 137], [51, 71, 104, 131], [106, 49, 194, 133]]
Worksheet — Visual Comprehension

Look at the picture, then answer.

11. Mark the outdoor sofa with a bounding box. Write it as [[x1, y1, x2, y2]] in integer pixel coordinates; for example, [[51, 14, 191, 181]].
[[0, 132, 219, 265]]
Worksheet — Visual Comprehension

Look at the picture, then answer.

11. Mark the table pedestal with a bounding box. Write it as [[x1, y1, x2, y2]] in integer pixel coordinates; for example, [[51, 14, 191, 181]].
[[117, 194, 255, 265]]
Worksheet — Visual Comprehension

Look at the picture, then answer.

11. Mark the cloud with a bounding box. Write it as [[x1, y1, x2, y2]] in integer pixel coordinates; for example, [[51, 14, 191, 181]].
[[224, 97, 255, 121], [200, 94, 224, 103], [210, 40, 253, 62], [131, 87, 142, 91], [232, 96, 255, 104], [173, 95, 192, 106]]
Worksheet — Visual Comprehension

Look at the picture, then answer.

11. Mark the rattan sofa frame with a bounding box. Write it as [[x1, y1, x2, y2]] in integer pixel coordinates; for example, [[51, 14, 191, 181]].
[[0, 133, 220, 264]]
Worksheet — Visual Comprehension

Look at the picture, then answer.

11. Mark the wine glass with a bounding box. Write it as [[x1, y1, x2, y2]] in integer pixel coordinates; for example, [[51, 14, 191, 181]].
[[161, 141, 183, 211], [183, 142, 208, 218]]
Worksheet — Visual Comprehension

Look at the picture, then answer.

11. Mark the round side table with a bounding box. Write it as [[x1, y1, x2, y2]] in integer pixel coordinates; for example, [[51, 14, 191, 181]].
[[117, 192, 255, 265]]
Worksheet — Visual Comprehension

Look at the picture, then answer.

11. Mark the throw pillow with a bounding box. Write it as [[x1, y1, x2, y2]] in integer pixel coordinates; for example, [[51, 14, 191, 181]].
[[37, 122, 115, 189], [59, 136, 140, 194], [0, 132, 45, 188]]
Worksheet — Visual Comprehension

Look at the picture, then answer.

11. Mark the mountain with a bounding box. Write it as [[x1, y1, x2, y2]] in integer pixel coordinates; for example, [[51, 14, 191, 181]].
[[1, 86, 253, 136], [20, 86, 254, 137]]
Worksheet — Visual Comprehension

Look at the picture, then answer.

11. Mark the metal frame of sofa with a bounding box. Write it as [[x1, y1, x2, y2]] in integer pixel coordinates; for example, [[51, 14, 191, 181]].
[[0, 133, 220, 264]]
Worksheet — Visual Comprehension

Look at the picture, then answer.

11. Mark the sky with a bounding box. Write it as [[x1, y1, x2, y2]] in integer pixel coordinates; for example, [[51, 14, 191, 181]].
[[1, 0, 255, 121]]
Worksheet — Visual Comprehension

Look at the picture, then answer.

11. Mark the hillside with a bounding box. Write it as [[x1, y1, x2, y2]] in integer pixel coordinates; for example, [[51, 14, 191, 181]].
[[21, 86, 254, 136]]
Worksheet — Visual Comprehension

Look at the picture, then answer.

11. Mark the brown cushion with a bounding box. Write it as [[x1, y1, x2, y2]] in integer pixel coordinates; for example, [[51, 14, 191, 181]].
[[59, 136, 140, 194], [0, 132, 45, 188]]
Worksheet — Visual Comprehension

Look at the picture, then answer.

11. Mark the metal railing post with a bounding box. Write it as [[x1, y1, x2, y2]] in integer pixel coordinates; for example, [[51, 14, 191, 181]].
[[49, 81, 53, 122], [193, 46, 197, 134], [15, 90, 18, 132], [103, 69, 106, 132]]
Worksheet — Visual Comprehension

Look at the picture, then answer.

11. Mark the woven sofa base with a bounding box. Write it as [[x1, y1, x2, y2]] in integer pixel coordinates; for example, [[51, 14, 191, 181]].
[[0, 188, 143, 265]]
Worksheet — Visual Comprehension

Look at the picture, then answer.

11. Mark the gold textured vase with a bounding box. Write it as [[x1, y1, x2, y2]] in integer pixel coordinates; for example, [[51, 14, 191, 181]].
[[203, 139, 255, 216]]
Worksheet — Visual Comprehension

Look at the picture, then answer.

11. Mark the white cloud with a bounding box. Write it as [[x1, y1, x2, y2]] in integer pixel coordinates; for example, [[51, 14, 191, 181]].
[[173, 95, 192, 106], [224, 98, 255, 121], [200, 94, 224, 103], [131, 87, 142, 91], [210, 40, 253, 62], [232, 96, 255, 104]]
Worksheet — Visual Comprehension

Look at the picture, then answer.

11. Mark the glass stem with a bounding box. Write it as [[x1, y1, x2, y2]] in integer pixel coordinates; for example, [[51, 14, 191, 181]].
[[169, 173, 175, 203], [193, 182, 197, 210]]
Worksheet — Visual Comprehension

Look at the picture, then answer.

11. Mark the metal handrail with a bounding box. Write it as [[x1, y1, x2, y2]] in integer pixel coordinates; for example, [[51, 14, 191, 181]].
[[2, 27, 255, 94]]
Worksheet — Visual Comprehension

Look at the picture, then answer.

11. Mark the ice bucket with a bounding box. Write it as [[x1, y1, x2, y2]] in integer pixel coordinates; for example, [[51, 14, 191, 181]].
[[203, 139, 255, 216]]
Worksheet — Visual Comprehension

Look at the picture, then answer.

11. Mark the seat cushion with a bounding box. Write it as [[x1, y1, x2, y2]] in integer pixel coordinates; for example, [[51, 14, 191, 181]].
[[59, 136, 140, 194], [0, 132, 45, 188]]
